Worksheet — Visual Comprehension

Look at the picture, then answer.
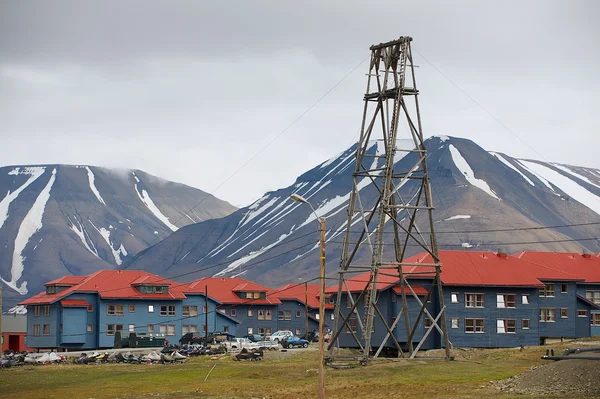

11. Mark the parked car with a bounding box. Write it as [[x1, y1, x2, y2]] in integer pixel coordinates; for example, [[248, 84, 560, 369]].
[[223, 338, 260, 351], [243, 334, 263, 342], [257, 339, 280, 351], [281, 336, 309, 348], [269, 330, 293, 344]]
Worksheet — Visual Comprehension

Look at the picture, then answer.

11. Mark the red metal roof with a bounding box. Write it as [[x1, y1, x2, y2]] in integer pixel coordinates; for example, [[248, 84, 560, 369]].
[[515, 251, 600, 283], [184, 277, 281, 305], [392, 285, 428, 295], [60, 299, 89, 307], [270, 284, 334, 309], [45, 276, 86, 286], [325, 250, 582, 293], [20, 270, 185, 305]]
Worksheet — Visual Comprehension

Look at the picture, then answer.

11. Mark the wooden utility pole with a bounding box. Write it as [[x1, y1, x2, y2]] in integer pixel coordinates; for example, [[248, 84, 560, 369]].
[[205, 285, 209, 343], [304, 282, 309, 340], [318, 217, 326, 399]]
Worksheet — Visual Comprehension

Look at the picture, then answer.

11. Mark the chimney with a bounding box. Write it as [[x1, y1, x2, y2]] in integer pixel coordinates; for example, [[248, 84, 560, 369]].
[[497, 248, 508, 259], [582, 250, 592, 259]]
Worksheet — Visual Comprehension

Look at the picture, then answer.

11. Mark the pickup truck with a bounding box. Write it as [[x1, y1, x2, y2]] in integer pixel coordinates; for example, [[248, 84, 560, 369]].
[[223, 338, 260, 352]]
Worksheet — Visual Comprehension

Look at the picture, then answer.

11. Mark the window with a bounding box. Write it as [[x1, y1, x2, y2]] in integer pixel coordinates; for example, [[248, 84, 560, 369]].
[[539, 284, 555, 297], [539, 308, 556, 322], [451, 318, 459, 329], [87, 324, 93, 332], [265, 310, 272, 320], [107, 324, 124, 335], [465, 293, 485, 308], [160, 305, 175, 316], [182, 325, 198, 334], [465, 319, 484, 333], [346, 316, 358, 333], [560, 308, 569, 318], [129, 324, 135, 332], [258, 327, 272, 336], [247, 309, 254, 317], [451, 293, 459, 303], [561, 284, 568, 294], [496, 319, 516, 334], [43, 325, 50, 335], [296, 310, 302, 318], [585, 291, 600, 304], [522, 295, 529, 305], [183, 306, 198, 317], [148, 305, 154, 313], [278, 310, 292, 321], [202, 305, 208, 313], [34, 306, 40, 317], [88, 304, 94, 312], [295, 328, 302, 336], [522, 319, 530, 329], [60, 324, 63, 332], [346, 293, 358, 308], [496, 294, 516, 308], [159, 325, 176, 335], [245, 292, 262, 299], [391, 294, 397, 303], [43, 305, 50, 316], [223, 326, 229, 333], [424, 318, 433, 328], [46, 286, 56, 294], [129, 304, 135, 312], [577, 310, 588, 317], [328, 296, 334, 304], [330, 314, 334, 321], [107, 304, 124, 315], [592, 314, 600, 326], [247, 327, 253, 335], [33, 325, 40, 336], [230, 309, 237, 317]]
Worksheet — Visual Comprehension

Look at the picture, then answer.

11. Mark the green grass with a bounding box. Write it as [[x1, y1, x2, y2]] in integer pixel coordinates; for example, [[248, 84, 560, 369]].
[[0, 345, 593, 399]]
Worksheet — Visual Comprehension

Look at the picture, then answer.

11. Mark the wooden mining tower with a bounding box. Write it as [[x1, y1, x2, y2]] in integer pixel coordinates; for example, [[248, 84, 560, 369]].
[[327, 37, 451, 364]]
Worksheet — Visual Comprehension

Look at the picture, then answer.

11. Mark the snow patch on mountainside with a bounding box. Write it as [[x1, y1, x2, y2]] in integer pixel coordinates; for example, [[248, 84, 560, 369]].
[[444, 215, 471, 221], [68, 217, 99, 257], [89, 221, 128, 265], [0, 167, 46, 230], [449, 145, 500, 200], [85, 167, 106, 205], [515, 160, 559, 194], [134, 184, 178, 232], [551, 164, 600, 190], [1, 168, 56, 294], [490, 152, 535, 186], [519, 160, 600, 216], [214, 231, 292, 277]]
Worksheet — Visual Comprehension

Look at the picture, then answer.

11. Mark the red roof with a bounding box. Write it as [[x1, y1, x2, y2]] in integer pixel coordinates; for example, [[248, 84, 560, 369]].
[[515, 252, 600, 284], [20, 270, 186, 305], [270, 284, 334, 309], [45, 276, 86, 286], [60, 299, 89, 307], [325, 250, 585, 293], [184, 277, 281, 305], [392, 285, 428, 295]]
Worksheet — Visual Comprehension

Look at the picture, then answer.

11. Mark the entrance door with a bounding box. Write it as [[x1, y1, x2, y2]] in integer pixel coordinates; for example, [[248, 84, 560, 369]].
[[8, 335, 20, 351]]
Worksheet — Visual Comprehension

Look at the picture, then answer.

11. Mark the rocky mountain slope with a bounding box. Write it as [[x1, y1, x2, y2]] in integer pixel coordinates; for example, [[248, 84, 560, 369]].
[[0, 165, 236, 304], [123, 136, 600, 288]]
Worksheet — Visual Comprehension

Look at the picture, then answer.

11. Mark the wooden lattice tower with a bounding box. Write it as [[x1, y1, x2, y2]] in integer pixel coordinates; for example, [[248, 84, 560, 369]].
[[327, 37, 451, 364]]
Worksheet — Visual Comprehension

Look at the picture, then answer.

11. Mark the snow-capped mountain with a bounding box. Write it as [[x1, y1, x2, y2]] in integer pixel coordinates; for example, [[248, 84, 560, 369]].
[[0, 165, 236, 303], [124, 136, 600, 288]]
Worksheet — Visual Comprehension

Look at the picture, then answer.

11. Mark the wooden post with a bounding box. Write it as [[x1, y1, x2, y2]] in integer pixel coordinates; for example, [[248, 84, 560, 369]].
[[318, 217, 326, 399], [305, 282, 309, 340]]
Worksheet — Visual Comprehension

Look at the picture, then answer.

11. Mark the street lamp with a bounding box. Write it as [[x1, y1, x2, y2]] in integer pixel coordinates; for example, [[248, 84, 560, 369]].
[[290, 193, 326, 399]]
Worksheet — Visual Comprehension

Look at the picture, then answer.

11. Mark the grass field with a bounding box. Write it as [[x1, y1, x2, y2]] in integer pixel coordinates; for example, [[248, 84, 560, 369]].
[[0, 344, 594, 399]]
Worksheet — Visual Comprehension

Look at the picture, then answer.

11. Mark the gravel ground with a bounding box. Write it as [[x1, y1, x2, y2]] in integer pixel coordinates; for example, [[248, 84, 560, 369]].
[[493, 353, 600, 397]]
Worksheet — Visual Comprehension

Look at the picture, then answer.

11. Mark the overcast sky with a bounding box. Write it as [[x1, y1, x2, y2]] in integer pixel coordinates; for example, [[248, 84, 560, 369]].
[[1, 1, 598, 207]]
